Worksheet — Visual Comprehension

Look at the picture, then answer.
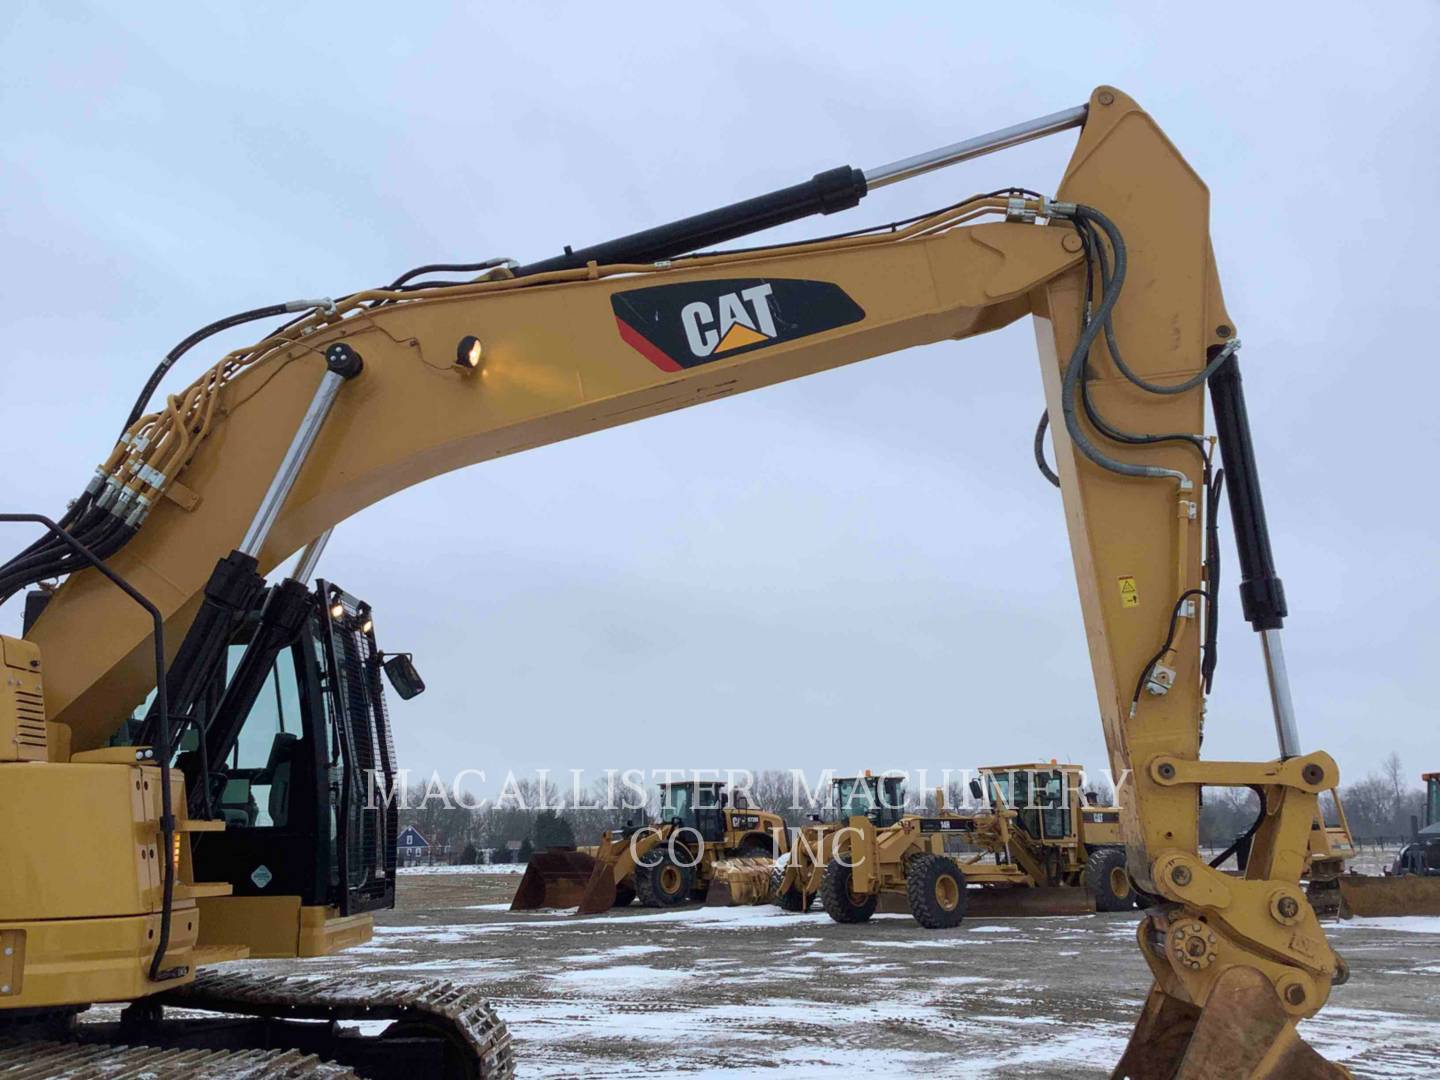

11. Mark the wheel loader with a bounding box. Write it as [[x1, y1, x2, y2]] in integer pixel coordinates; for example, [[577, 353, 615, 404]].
[[510, 780, 785, 915], [1, 86, 1357, 1076]]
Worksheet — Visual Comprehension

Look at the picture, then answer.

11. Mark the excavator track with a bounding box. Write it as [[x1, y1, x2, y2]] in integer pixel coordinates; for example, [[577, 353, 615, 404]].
[[66, 970, 513, 1080], [0, 1038, 358, 1078]]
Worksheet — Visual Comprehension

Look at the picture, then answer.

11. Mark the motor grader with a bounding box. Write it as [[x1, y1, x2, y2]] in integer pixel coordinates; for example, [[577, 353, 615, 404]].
[[1, 85, 1358, 1077], [776, 765, 1139, 927], [953, 763, 1141, 914], [511, 780, 785, 914]]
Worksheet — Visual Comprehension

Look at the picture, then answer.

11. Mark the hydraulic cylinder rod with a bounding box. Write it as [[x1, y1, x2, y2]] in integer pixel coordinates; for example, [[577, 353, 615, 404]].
[[239, 344, 363, 557], [518, 103, 1087, 276], [1208, 346, 1300, 757]]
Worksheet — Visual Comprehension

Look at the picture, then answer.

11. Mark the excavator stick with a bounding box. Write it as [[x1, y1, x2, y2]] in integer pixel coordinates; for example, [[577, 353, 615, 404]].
[[1335, 873, 1440, 918], [704, 858, 776, 906], [509, 850, 600, 911], [1113, 970, 1344, 1080]]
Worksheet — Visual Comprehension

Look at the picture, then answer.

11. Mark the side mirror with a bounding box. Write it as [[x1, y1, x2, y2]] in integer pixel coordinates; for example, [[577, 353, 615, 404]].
[[968, 779, 983, 800], [381, 653, 426, 700], [733, 793, 749, 810]]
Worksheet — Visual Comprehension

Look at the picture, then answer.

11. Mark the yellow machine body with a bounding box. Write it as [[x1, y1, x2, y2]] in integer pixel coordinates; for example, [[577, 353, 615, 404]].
[[4, 86, 1354, 1076]]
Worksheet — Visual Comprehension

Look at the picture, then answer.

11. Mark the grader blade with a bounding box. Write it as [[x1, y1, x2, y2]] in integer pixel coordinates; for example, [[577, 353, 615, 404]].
[[1336, 873, 1440, 917], [509, 850, 599, 911], [964, 885, 1097, 918], [878, 886, 1095, 918]]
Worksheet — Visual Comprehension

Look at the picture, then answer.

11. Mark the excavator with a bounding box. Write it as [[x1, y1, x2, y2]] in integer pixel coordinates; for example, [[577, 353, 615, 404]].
[[0, 86, 1355, 1077]]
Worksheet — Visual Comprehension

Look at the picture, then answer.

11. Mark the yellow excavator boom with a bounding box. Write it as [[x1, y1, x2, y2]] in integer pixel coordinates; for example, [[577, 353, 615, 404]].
[[5, 86, 1351, 1078]]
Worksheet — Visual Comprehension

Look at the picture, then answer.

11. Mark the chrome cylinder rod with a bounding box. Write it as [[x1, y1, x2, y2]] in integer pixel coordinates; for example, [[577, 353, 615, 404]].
[[1260, 628, 1302, 758], [863, 105, 1088, 190], [292, 527, 334, 584], [238, 344, 362, 558]]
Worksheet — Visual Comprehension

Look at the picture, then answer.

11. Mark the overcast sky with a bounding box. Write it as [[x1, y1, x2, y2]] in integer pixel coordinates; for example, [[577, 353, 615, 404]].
[[2, 3, 1436, 796]]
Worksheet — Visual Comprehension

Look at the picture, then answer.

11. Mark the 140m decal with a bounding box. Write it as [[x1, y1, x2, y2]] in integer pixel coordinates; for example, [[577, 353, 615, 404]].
[[611, 278, 865, 372]]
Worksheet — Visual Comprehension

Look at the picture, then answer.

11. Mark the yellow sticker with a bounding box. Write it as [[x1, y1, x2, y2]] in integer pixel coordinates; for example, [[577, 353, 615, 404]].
[[1118, 576, 1139, 608]]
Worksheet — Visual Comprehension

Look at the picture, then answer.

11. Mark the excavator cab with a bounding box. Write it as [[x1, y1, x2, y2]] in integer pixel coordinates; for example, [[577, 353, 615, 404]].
[[146, 578, 404, 940]]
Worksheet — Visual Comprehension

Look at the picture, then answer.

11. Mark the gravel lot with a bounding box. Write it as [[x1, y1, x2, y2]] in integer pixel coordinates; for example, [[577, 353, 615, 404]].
[[209, 869, 1438, 1077]]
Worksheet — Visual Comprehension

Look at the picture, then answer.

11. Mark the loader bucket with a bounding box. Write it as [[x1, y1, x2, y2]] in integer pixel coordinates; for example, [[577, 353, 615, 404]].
[[704, 858, 775, 906], [1336, 873, 1440, 918], [576, 861, 622, 916], [509, 849, 599, 911]]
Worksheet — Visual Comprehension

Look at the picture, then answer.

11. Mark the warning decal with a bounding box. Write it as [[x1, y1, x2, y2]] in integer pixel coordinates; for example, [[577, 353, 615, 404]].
[[1118, 576, 1139, 608]]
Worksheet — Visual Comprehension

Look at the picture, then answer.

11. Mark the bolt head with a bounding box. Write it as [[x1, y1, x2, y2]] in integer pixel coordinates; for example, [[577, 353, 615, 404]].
[[1171, 865, 1192, 886], [1098, 90, 1116, 106], [1277, 896, 1300, 919], [1284, 984, 1307, 1007], [1061, 234, 1084, 253]]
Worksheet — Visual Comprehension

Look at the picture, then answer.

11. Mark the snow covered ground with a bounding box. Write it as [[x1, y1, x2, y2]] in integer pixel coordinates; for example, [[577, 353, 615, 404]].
[[217, 870, 1439, 1077]]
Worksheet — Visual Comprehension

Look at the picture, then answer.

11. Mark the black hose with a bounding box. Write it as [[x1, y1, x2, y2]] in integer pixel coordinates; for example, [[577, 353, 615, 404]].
[[1033, 411, 1060, 488], [1129, 587, 1208, 715], [1071, 217, 1208, 457], [1058, 207, 1189, 485], [123, 303, 292, 433], [1081, 215, 1234, 397], [1209, 786, 1266, 869]]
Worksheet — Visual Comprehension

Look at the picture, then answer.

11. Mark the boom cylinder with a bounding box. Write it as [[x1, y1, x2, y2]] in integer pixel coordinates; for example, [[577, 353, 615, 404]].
[[517, 103, 1088, 276]]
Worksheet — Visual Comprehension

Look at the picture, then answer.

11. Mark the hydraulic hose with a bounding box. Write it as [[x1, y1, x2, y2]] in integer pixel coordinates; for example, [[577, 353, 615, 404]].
[[1033, 411, 1060, 488], [1055, 205, 1191, 488]]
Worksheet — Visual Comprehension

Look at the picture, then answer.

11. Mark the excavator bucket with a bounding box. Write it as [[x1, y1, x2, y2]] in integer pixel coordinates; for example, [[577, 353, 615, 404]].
[[509, 849, 600, 911], [1336, 874, 1440, 918], [704, 858, 776, 906]]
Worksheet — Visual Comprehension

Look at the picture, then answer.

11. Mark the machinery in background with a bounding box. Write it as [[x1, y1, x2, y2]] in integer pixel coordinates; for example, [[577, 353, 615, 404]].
[[510, 780, 786, 914], [1337, 770, 1440, 917], [952, 763, 1140, 915], [775, 765, 1138, 926], [1299, 793, 1357, 917]]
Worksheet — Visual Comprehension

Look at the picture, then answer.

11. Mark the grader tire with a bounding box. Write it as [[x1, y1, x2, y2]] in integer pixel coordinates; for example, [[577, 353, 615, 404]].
[[820, 857, 877, 924], [772, 864, 812, 913], [905, 854, 968, 929], [634, 852, 695, 907], [1086, 847, 1136, 912]]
